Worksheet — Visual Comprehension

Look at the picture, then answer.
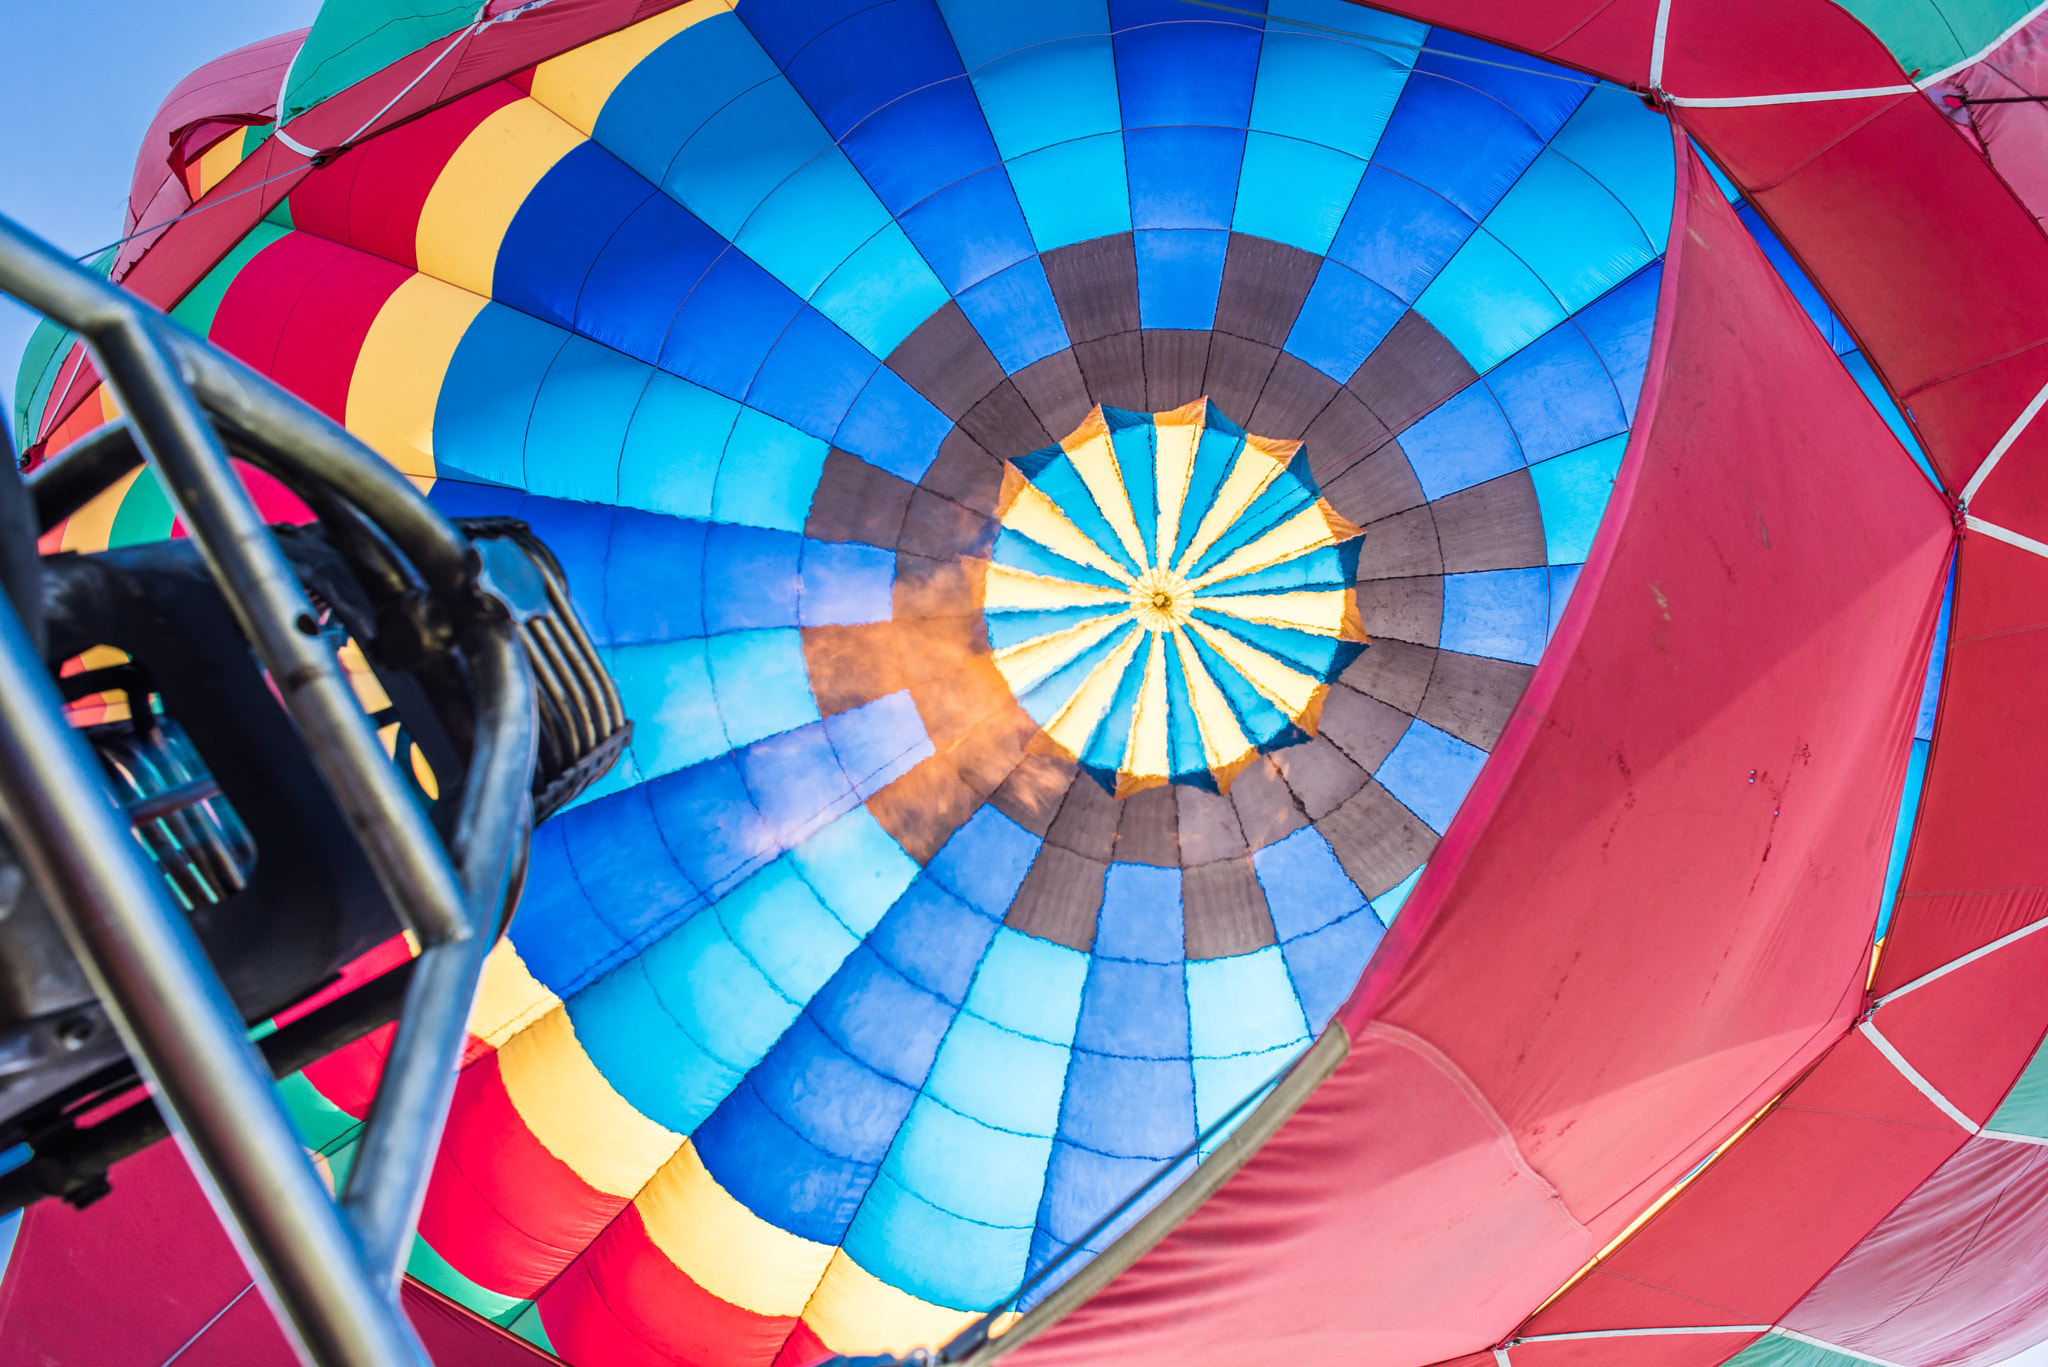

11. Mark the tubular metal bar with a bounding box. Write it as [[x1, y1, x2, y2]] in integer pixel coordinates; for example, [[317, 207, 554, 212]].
[[343, 621, 536, 1287], [0, 584, 431, 1367], [0, 214, 469, 952]]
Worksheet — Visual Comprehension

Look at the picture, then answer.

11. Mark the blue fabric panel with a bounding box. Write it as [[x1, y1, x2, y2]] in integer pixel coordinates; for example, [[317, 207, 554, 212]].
[[522, 337, 646, 504], [622, 899, 790, 1073], [1180, 628, 1293, 743], [1369, 66, 1548, 223], [1281, 907, 1383, 1032], [1254, 827, 1366, 939], [511, 790, 700, 993], [1546, 563, 1583, 640], [1548, 83, 1676, 252], [1164, 642, 1207, 781], [1018, 625, 1133, 727], [993, 529, 1130, 591], [743, 308, 880, 443], [898, 166, 1040, 294], [699, 523, 802, 633], [1170, 425, 1247, 568], [735, 719, 858, 845], [1112, 9, 1262, 130], [775, 0, 966, 138], [1529, 434, 1627, 564], [724, 1014, 913, 1173], [1008, 134, 1133, 252], [1095, 863, 1184, 964], [662, 79, 836, 241], [841, 81, 1006, 215], [1074, 957, 1190, 1060], [494, 142, 653, 335], [734, 0, 875, 65], [1371, 865, 1423, 926], [656, 249, 803, 400], [1247, 18, 1418, 159], [1134, 229, 1228, 331], [1035, 1142, 1172, 1252], [940, 0, 1107, 69], [966, 32, 1122, 159], [1414, 229, 1571, 373], [1876, 736, 1931, 941], [1571, 264, 1661, 423], [789, 807, 921, 936], [1125, 125, 1246, 230], [1737, 203, 1852, 353], [609, 640, 724, 781], [986, 607, 1123, 652], [641, 757, 770, 912], [1413, 30, 1586, 143], [434, 304, 564, 488], [926, 1011, 1074, 1134], [592, 13, 779, 184], [713, 407, 832, 534], [1284, 260, 1407, 382], [695, 1053, 898, 1241], [1916, 564, 1954, 742], [809, 943, 959, 1089], [617, 373, 740, 522], [835, 371, 951, 484], [809, 223, 953, 356], [926, 807, 1042, 918], [1440, 568, 1550, 666], [1232, 134, 1367, 257], [597, 509, 705, 644], [1326, 166, 1477, 304], [968, 927, 1090, 1042], [957, 258, 1071, 371], [1486, 321, 1627, 463], [867, 876, 1005, 1004], [845, 1167, 1035, 1311], [1108, 413, 1159, 560], [1191, 612, 1349, 682], [1057, 1050, 1196, 1158], [1399, 384, 1523, 501], [1375, 717, 1488, 832], [1841, 350, 1939, 486], [575, 193, 728, 364], [1184, 947, 1309, 1057], [1483, 149, 1655, 316], [800, 539, 897, 625], [823, 690, 934, 797]]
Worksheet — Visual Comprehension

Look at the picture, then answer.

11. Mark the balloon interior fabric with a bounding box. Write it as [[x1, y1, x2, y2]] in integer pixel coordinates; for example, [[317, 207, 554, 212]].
[[0, 1, 1988, 1366]]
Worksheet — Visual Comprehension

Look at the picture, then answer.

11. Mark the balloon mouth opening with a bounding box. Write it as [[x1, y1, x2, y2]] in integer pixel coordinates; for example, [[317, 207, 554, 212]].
[[1129, 567, 1195, 632]]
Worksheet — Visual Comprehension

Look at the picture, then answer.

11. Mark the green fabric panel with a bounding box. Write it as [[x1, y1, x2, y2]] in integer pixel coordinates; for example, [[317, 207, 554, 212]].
[[1830, 0, 2036, 77], [1723, 1332, 1877, 1367], [13, 250, 112, 442], [1988, 1036, 2048, 1138], [276, 1071, 362, 1151], [506, 1301, 556, 1355], [407, 1236, 530, 1325], [169, 220, 292, 338], [105, 468, 177, 549], [281, 0, 477, 122]]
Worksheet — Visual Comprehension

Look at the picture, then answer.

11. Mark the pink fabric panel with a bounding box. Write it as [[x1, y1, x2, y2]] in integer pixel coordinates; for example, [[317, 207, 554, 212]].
[[1929, 17, 2048, 232]]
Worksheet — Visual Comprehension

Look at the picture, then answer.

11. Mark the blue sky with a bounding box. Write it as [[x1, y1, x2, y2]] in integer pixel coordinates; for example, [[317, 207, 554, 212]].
[[1, 0, 322, 430]]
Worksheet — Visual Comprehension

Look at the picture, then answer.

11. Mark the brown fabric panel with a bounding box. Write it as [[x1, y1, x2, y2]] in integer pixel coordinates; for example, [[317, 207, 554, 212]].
[[805, 449, 916, 547], [1358, 504, 1443, 581], [1201, 332, 1281, 426], [1320, 442, 1424, 527], [910, 657, 1017, 751], [1317, 779, 1437, 899], [1213, 232, 1319, 346], [1006, 845, 1107, 951], [1115, 784, 1179, 866], [868, 755, 985, 864], [1012, 348, 1093, 440], [886, 302, 1006, 420], [1229, 755, 1308, 851], [897, 486, 996, 561], [1046, 770, 1122, 861], [958, 380, 1053, 461], [1182, 857, 1277, 959], [803, 623, 906, 718], [1432, 468, 1547, 572], [1340, 637, 1437, 714], [918, 428, 1005, 517], [1353, 573, 1443, 647], [991, 747, 1078, 835], [1074, 331, 1147, 411], [1142, 330, 1211, 412], [1248, 351, 1341, 441], [1348, 311, 1477, 434], [1302, 387, 1391, 484], [1270, 732, 1368, 821], [1176, 783, 1248, 865], [952, 704, 1041, 800], [1041, 233, 1140, 343], [1418, 650, 1535, 751], [891, 613, 986, 696], [1314, 682, 1411, 773]]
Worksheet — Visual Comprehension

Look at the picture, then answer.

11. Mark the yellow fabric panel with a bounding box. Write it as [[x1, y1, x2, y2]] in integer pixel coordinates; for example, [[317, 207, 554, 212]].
[[1118, 631, 1172, 796], [636, 1142, 833, 1316], [1197, 588, 1359, 638], [467, 938, 561, 1048], [1062, 431, 1149, 573], [496, 1006, 682, 1198], [1043, 624, 1142, 758], [982, 562, 1128, 614], [194, 127, 250, 198], [346, 272, 488, 487], [803, 1251, 1008, 1357], [1186, 617, 1322, 717], [991, 611, 1126, 696], [1170, 627, 1255, 780], [529, 0, 736, 135], [1173, 442, 1289, 577], [416, 99, 584, 297], [1152, 401, 1205, 572], [56, 467, 143, 555], [1191, 502, 1357, 589], [999, 482, 1132, 584]]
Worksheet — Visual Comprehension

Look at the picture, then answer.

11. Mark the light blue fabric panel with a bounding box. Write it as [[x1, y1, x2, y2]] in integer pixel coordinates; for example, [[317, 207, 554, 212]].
[[566, 956, 742, 1132], [1915, 565, 1954, 742], [1246, 12, 1419, 159], [1185, 946, 1311, 1058], [1232, 133, 1367, 257], [712, 406, 830, 534], [958, 258, 1072, 371], [1842, 350, 1940, 487], [721, 855, 863, 1003], [1441, 569, 1551, 666], [925, 1011, 1074, 1135], [1483, 150, 1656, 318], [965, 33, 1122, 158], [523, 335, 647, 502], [1375, 718, 1487, 833], [788, 806, 920, 937], [1009, 134, 1133, 251], [663, 78, 836, 240], [809, 222, 952, 356], [1399, 384, 1523, 500], [1285, 261, 1407, 381], [642, 897, 793, 1073], [434, 303, 565, 489], [800, 540, 897, 625], [736, 154, 895, 301], [844, 1168, 1034, 1311], [1548, 83, 1676, 250], [1546, 563, 1583, 639], [705, 627, 820, 747], [1414, 229, 1570, 373], [941, 0, 1109, 74], [1253, 827, 1367, 939], [1371, 865, 1424, 926], [880, 1098, 1054, 1228], [1529, 434, 1628, 564], [617, 372, 740, 521], [966, 928, 1090, 1043], [1134, 229, 1229, 331], [1192, 1044, 1297, 1136], [607, 640, 723, 780], [1876, 736, 1930, 941]]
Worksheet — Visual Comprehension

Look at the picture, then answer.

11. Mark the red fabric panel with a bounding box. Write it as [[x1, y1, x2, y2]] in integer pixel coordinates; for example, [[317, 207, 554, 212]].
[[418, 1050, 628, 1299], [1523, 1030, 1964, 1335], [1780, 1136, 2048, 1367], [0, 1138, 551, 1366], [1507, 1334, 1764, 1367], [774, 1317, 833, 1367], [1875, 928, 2048, 1122], [116, 134, 315, 306], [1931, 17, 2048, 232], [538, 1205, 796, 1367], [1002, 133, 1951, 1367], [301, 1020, 395, 1118]]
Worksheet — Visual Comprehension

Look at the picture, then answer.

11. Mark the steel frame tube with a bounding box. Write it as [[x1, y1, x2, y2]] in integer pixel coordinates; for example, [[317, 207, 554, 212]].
[[0, 587, 431, 1367]]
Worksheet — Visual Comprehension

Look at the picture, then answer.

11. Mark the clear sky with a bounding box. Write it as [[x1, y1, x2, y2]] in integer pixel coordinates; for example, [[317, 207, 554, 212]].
[[0, 0, 322, 430]]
